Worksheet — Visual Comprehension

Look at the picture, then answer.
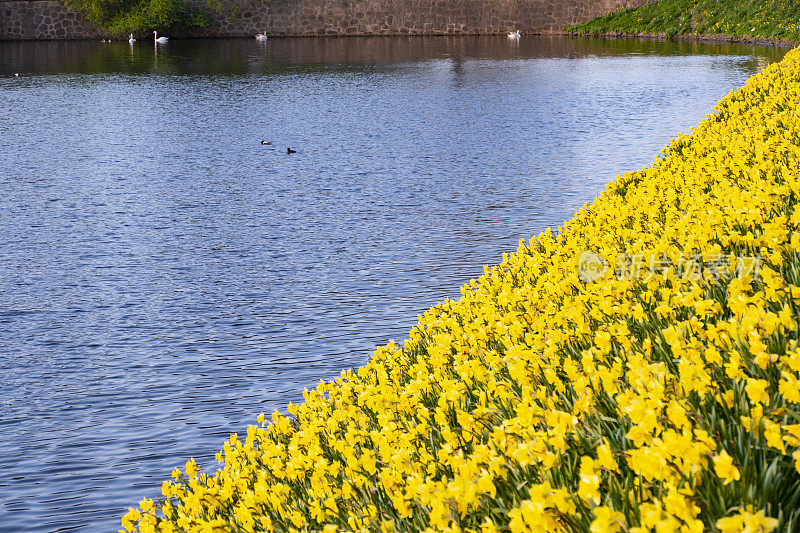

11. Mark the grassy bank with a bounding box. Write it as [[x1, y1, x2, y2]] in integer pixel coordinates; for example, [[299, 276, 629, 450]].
[[124, 47, 800, 532], [567, 0, 800, 42]]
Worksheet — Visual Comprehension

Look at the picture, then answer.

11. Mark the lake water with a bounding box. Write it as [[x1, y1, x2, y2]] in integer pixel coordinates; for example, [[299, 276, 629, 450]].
[[0, 35, 787, 532]]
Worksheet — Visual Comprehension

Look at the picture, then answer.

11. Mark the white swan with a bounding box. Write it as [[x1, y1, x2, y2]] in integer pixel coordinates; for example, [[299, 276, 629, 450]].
[[507, 30, 521, 39], [128, 33, 136, 43], [153, 31, 168, 43], [255, 31, 268, 41]]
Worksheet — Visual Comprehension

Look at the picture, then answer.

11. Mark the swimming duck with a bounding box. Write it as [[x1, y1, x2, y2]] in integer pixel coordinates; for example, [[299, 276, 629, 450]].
[[261, 141, 271, 145], [287, 148, 296, 154]]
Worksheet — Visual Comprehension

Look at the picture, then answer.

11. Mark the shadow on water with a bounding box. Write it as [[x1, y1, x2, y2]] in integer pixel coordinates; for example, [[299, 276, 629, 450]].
[[0, 35, 787, 76]]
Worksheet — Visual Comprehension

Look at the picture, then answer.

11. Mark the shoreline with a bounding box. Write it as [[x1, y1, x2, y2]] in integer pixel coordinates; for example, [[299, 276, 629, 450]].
[[3, 30, 797, 46], [561, 30, 797, 48]]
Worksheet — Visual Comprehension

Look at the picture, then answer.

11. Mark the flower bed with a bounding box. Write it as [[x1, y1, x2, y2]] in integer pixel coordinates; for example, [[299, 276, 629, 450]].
[[124, 46, 800, 532]]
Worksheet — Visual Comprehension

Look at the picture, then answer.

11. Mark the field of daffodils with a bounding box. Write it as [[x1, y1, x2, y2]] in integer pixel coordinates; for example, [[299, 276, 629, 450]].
[[123, 46, 800, 533]]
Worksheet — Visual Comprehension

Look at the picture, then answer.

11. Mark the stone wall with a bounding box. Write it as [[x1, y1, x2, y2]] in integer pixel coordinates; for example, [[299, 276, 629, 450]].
[[0, 0, 652, 40], [2, 0, 103, 39]]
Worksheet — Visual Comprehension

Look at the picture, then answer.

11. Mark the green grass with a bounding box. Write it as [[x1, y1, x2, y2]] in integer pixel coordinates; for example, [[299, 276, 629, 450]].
[[64, 0, 210, 34], [567, 0, 800, 41]]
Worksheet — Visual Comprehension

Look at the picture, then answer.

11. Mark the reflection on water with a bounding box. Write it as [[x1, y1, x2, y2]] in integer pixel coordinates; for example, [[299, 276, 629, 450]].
[[0, 36, 787, 532], [0, 35, 785, 75]]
